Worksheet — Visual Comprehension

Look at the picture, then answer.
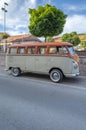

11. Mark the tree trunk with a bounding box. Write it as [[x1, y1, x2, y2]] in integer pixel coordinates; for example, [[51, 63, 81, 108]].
[[45, 37, 47, 42]]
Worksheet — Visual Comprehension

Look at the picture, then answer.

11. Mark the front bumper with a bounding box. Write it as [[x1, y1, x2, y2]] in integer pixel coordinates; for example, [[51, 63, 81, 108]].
[[65, 72, 80, 77]]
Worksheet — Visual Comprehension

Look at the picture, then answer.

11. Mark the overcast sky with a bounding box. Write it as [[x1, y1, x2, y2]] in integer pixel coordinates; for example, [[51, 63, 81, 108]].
[[0, 0, 86, 36]]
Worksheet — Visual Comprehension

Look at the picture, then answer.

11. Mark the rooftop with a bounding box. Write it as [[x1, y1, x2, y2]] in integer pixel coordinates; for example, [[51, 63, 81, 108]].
[[0, 34, 41, 43]]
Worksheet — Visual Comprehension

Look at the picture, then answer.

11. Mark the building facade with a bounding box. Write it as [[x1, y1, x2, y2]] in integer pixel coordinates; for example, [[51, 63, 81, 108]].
[[0, 34, 41, 52]]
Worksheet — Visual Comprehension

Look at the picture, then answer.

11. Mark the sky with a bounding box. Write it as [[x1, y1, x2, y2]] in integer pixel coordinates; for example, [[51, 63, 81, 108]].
[[0, 0, 86, 36]]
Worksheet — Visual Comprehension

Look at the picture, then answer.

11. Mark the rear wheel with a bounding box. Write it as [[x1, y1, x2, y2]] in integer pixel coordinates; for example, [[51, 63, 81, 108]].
[[11, 67, 21, 77], [50, 69, 63, 83]]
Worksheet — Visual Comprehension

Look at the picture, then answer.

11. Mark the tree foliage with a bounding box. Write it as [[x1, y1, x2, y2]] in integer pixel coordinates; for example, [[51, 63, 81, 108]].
[[46, 36, 54, 42], [0, 33, 10, 39], [80, 34, 86, 50], [62, 32, 80, 46], [28, 4, 67, 42]]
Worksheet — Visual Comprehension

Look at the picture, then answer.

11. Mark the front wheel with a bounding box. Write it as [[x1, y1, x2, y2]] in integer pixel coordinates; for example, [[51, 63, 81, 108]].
[[11, 67, 21, 77], [49, 69, 63, 83]]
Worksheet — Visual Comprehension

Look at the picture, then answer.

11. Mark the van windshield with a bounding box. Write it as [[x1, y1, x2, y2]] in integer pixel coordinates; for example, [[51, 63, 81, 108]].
[[68, 46, 76, 55]]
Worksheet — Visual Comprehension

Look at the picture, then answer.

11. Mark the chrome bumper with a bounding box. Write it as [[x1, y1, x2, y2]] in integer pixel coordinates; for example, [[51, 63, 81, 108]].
[[65, 73, 80, 77]]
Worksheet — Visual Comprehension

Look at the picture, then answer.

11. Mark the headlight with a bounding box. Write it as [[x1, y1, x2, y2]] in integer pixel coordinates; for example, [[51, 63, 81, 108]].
[[74, 64, 78, 69], [72, 61, 78, 69]]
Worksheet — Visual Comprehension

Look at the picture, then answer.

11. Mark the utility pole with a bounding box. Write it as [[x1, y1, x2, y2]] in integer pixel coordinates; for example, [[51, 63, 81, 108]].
[[1, 2, 8, 33]]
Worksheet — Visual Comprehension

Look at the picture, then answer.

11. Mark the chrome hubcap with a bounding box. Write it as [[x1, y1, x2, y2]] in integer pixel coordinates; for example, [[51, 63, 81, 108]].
[[53, 72, 60, 80]]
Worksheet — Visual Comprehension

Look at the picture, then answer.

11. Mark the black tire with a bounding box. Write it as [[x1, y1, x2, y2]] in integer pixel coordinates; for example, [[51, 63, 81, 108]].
[[50, 69, 63, 83], [11, 67, 21, 77]]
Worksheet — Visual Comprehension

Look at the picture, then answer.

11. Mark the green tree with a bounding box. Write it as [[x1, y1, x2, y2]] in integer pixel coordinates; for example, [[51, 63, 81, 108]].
[[0, 33, 10, 39], [28, 4, 67, 42], [62, 32, 80, 46], [46, 36, 54, 42], [80, 34, 86, 50]]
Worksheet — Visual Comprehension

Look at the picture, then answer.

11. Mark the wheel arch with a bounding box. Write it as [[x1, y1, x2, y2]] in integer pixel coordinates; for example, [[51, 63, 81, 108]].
[[49, 67, 64, 76], [9, 67, 21, 72]]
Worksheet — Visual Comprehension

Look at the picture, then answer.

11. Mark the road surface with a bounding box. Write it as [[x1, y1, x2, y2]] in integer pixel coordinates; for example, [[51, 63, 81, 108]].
[[0, 70, 86, 130]]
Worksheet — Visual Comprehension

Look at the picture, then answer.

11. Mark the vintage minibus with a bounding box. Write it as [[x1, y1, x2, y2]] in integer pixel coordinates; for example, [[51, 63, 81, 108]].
[[5, 42, 80, 82]]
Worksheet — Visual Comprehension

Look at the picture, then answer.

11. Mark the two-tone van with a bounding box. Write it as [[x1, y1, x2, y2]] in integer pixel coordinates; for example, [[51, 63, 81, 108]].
[[5, 42, 80, 82]]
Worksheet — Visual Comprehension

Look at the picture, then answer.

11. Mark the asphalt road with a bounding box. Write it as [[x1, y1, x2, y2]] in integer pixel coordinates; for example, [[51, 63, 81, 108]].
[[0, 69, 86, 130], [0, 66, 86, 88]]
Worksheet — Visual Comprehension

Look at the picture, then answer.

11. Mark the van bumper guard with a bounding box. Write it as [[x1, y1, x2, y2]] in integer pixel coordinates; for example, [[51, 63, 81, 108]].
[[65, 73, 80, 77]]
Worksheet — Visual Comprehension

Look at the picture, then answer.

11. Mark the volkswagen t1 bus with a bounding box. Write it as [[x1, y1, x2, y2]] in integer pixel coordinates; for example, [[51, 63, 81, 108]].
[[5, 42, 80, 83]]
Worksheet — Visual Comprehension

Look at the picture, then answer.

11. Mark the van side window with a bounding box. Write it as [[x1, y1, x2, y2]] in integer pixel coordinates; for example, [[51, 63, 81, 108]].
[[10, 48, 17, 54], [27, 47, 35, 54], [49, 46, 68, 54], [18, 47, 25, 54], [49, 47, 57, 54], [38, 46, 46, 55], [59, 46, 68, 54]]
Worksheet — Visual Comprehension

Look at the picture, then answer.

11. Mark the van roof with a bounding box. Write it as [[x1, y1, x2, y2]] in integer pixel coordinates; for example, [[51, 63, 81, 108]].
[[8, 42, 73, 47]]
